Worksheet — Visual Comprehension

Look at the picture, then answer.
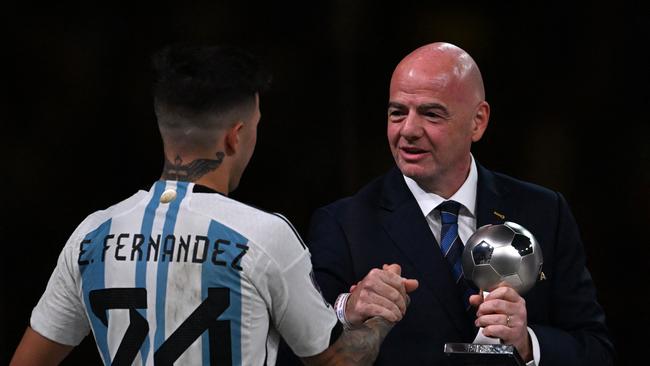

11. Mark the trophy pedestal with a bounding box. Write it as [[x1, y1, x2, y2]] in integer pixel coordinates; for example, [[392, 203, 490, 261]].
[[444, 343, 526, 366]]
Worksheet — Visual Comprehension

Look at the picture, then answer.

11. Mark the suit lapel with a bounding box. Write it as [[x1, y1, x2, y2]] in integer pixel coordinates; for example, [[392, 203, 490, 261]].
[[379, 167, 473, 336], [476, 163, 509, 227]]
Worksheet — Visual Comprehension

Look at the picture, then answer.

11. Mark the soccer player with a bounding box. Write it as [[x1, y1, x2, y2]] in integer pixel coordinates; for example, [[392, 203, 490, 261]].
[[10, 44, 417, 366]]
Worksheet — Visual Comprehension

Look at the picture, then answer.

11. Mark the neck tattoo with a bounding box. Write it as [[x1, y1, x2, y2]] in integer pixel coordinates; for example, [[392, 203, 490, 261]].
[[161, 152, 225, 182]]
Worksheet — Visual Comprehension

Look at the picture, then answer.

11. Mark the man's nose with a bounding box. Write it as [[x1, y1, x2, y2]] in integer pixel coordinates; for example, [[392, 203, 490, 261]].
[[400, 112, 423, 139]]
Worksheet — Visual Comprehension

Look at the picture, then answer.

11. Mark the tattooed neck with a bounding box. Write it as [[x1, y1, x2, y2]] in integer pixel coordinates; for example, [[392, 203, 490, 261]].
[[161, 152, 225, 182]]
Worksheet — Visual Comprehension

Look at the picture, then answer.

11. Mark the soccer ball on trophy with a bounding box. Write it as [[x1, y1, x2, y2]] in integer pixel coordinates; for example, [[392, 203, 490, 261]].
[[461, 221, 543, 295]]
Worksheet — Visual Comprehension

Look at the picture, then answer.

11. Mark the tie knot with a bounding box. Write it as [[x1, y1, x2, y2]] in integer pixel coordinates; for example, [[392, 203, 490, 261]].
[[437, 200, 461, 225]]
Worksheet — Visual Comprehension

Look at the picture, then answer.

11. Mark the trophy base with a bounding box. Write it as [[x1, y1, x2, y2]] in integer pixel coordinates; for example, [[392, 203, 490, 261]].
[[444, 343, 526, 366]]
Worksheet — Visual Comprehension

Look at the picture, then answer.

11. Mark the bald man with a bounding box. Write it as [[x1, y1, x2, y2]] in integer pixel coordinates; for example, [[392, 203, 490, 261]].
[[299, 43, 614, 365]]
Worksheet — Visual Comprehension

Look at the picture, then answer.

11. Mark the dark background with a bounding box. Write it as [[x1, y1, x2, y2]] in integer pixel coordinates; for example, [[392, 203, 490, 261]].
[[4, 1, 649, 365]]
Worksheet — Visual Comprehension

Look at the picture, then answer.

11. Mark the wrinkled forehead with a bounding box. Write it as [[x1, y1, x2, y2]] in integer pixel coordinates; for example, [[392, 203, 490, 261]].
[[390, 62, 461, 98], [390, 65, 449, 90]]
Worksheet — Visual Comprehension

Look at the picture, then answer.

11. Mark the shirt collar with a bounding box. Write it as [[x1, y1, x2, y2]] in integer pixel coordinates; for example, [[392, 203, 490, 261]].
[[403, 154, 478, 217], [149, 181, 228, 196]]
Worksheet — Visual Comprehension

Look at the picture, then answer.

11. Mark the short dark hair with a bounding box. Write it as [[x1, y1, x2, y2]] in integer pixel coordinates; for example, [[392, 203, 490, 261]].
[[152, 44, 271, 130]]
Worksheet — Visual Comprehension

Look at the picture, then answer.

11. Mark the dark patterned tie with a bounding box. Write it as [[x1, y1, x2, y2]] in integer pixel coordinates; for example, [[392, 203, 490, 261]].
[[437, 200, 475, 310]]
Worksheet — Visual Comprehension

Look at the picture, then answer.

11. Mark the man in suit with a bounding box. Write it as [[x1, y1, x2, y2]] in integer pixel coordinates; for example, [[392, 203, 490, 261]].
[[306, 42, 614, 365]]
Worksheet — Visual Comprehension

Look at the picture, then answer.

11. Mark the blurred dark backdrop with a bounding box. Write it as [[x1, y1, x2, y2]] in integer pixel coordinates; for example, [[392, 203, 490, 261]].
[[4, 1, 649, 365]]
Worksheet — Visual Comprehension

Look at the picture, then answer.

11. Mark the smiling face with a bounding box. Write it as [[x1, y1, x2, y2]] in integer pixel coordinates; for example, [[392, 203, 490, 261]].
[[387, 43, 489, 197]]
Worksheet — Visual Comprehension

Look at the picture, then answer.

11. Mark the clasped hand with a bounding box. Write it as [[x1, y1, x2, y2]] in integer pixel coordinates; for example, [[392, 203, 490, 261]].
[[345, 264, 419, 325]]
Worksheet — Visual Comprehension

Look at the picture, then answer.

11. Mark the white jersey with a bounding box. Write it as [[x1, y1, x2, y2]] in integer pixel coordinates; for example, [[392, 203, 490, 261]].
[[30, 180, 338, 365]]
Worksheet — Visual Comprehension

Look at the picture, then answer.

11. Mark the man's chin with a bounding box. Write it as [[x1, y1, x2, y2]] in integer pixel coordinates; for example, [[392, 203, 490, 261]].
[[398, 163, 432, 181]]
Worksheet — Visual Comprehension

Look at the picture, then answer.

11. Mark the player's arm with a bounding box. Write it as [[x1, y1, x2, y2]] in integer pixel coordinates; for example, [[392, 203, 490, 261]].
[[13, 236, 90, 366], [299, 264, 418, 366], [10, 327, 73, 366], [268, 220, 417, 365], [300, 317, 393, 366]]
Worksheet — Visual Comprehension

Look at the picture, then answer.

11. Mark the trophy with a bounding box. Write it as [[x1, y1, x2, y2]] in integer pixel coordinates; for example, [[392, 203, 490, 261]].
[[444, 221, 543, 366]]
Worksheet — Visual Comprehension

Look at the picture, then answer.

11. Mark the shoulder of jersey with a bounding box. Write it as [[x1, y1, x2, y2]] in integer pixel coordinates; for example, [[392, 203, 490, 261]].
[[66, 190, 150, 244], [191, 194, 307, 250]]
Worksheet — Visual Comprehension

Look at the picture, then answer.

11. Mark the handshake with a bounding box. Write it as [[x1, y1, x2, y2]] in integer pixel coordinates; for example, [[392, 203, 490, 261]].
[[339, 264, 419, 328]]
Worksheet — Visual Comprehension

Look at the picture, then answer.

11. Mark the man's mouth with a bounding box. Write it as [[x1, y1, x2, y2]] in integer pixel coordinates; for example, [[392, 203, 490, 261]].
[[399, 146, 428, 161]]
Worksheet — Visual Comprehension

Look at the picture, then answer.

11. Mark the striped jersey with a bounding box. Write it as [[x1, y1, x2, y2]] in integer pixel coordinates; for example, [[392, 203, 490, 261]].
[[30, 180, 338, 365]]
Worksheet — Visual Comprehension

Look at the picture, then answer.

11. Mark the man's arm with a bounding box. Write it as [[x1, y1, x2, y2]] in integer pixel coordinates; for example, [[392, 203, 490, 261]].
[[299, 264, 418, 366], [471, 193, 614, 365], [10, 327, 74, 366], [529, 193, 614, 365], [273, 209, 418, 365], [301, 317, 393, 366], [12, 240, 89, 366]]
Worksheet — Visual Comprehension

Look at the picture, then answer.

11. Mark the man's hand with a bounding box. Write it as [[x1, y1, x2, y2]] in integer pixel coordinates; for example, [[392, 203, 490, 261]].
[[302, 265, 418, 366], [469, 285, 532, 362], [345, 264, 418, 326]]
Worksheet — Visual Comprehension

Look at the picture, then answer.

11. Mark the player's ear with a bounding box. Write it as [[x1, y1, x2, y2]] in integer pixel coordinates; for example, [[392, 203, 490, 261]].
[[225, 121, 244, 155]]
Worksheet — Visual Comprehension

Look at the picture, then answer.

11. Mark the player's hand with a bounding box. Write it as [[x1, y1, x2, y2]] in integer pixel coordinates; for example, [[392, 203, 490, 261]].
[[345, 264, 418, 326], [471, 284, 532, 362]]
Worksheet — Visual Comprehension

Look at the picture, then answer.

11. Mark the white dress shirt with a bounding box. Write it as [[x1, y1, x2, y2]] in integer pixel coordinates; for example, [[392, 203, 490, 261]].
[[403, 155, 540, 366]]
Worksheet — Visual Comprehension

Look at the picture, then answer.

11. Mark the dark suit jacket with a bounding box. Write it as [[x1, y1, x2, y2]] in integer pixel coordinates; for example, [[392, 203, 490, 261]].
[[304, 164, 614, 366]]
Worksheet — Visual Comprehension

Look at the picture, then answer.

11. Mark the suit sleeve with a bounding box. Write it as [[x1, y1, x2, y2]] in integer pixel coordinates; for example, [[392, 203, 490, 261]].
[[530, 192, 615, 366], [306, 207, 356, 305]]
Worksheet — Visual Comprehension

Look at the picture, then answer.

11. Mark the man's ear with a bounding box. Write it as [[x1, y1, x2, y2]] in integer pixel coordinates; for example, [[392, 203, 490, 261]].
[[225, 121, 244, 155], [471, 101, 490, 142]]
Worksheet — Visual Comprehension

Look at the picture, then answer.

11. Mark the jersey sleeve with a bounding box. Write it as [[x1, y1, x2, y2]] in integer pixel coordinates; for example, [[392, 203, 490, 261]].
[[255, 217, 339, 358], [30, 235, 90, 346]]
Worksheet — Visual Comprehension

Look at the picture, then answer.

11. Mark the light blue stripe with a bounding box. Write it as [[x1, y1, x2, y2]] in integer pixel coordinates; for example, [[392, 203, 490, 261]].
[[80, 219, 113, 365], [202, 220, 245, 365], [153, 182, 189, 352], [135, 181, 166, 362]]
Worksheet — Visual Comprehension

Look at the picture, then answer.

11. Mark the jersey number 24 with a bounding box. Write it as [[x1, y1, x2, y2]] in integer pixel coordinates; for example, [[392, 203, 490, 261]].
[[89, 287, 232, 366]]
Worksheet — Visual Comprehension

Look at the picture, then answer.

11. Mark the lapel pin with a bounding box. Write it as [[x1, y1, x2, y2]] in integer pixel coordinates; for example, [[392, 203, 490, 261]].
[[492, 211, 505, 220], [539, 271, 547, 281]]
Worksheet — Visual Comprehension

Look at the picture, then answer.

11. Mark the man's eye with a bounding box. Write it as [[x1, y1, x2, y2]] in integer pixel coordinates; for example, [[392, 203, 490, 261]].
[[389, 110, 405, 117]]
